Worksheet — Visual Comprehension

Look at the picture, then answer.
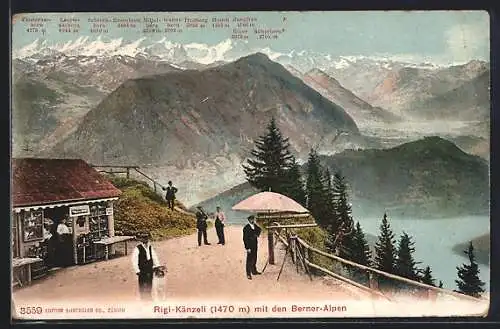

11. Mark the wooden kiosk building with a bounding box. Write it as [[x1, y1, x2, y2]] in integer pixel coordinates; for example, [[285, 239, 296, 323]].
[[11, 158, 132, 286]]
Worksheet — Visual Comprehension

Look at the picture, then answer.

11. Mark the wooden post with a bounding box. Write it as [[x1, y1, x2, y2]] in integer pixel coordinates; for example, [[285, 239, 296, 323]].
[[153, 181, 157, 193], [268, 220, 275, 265], [82, 236, 85, 264], [304, 246, 310, 274], [294, 238, 300, 273], [291, 235, 297, 265], [126, 167, 130, 179], [107, 201, 115, 238], [72, 215, 77, 265], [369, 272, 379, 291], [107, 201, 115, 257]]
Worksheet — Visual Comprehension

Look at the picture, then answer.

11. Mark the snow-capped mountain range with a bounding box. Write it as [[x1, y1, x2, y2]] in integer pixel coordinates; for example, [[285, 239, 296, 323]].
[[14, 36, 454, 73]]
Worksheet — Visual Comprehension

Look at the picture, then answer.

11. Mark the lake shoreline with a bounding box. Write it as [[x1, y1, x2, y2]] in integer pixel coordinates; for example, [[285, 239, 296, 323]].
[[451, 233, 490, 266]]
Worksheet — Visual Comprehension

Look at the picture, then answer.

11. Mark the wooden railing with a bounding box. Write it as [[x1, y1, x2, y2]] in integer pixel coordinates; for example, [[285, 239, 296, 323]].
[[91, 165, 166, 194], [268, 222, 484, 303]]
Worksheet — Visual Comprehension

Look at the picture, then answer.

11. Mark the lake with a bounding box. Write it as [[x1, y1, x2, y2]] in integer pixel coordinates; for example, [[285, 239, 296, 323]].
[[354, 214, 490, 292]]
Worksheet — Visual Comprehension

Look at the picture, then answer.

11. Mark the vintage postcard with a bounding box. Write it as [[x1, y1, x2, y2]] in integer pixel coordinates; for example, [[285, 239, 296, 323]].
[[11, 11, 490, 320]]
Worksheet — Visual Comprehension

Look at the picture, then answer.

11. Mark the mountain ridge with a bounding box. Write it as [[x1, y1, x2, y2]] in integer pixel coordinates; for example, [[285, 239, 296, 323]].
[[301, 68, 401, 125], [48, 52, 361, 167]]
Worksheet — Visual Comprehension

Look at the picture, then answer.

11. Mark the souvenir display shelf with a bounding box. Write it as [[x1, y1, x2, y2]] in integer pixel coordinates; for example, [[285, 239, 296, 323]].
[[76, 203, 110, 263]]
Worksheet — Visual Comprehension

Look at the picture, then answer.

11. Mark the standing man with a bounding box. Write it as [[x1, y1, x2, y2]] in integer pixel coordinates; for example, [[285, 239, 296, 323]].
[[162, 181, 178, 211], [243, 215, 262, 280], [195, 206, 211, 246], [131, 232, 161, 301], [214, 206, 226, 245]]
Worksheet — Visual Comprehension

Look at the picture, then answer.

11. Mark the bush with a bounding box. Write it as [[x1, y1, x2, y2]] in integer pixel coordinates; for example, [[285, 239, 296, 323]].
[[295, 226, 335, 274]]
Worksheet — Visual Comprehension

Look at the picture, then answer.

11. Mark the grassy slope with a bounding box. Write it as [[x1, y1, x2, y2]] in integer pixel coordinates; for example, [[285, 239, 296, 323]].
[[107, 176, 197, 240]]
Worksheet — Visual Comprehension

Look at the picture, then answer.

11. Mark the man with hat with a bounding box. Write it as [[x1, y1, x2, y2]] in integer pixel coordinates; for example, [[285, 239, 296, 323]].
[[243, 215, 262, 280], [214, 206, 226, 245], [162, 181, 178, 211], [131, 232, 161, 300], [195, 206, 211, 246]]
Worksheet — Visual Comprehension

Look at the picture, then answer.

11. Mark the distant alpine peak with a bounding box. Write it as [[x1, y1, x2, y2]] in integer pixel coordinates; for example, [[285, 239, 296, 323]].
[[13, 36, 253, 66]]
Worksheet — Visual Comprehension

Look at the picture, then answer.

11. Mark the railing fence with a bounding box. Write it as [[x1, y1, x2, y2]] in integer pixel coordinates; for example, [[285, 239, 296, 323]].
[[268, 222, 483, 303]]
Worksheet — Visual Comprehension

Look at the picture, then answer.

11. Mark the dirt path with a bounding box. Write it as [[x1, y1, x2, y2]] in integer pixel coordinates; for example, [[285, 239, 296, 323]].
[[13, 226, 368, 304]]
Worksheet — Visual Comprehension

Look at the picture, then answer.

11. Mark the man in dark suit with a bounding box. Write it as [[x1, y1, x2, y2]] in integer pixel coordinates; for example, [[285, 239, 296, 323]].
[[162, 181, 178, 211], [195, 206, 210, 246], [243, 215, 262, 280]]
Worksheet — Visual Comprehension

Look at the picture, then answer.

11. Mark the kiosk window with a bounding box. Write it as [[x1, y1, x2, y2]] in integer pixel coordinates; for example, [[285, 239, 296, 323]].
[[22, 210, 43, 242]]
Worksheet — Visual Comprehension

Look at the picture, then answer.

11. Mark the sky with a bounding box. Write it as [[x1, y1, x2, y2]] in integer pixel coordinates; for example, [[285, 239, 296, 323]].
[[11, 11, 490, 64]]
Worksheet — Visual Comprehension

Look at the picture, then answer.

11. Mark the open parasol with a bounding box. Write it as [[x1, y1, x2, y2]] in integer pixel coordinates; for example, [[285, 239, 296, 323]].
[[232, 191, 309, 214], [232, 191, 309, 268]]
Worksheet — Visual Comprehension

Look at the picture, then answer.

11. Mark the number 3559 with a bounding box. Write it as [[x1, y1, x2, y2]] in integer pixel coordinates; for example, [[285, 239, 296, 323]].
[[19, 307, 43, 314]]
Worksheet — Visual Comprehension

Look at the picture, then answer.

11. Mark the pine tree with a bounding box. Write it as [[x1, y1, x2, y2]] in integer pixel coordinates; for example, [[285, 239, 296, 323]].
[[438, 281, 443, 288], [323, 168, 336, 219], [374, 213, 397, 274], [323, 169, 337, 254], [395, 232, 421, 281], [305, 148, 329, 228], [243, 117, 304, 201], [332, 172, 355, 260], [281, 156, 307, 206], [455, 241, 485, 298], [341, 222, 372, 282], [350, 222, 372, 266], [420, 266, 436, 287]]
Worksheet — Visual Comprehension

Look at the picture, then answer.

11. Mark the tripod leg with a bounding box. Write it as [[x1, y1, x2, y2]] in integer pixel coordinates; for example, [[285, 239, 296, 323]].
[[276, 243, 290, 281]]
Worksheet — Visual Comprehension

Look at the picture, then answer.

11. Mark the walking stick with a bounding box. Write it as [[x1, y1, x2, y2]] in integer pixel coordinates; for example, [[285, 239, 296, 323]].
[[261, 255, 269, 273]]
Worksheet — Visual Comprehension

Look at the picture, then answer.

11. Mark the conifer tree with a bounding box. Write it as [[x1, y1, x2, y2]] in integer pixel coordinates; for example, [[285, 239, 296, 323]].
[[323, 168, 336, 219], [324, 171, 354, 257], [395, 232, 421, 281], [282, 156, 307, 206], [350, 221, 372, 267], [243, 117, 305, 202], [374, 213, 397, 274], [420, 266, 436, 287], [305, 148, 329, 228], [455, 242, 485, 298], [332, 172, 355, 260]]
